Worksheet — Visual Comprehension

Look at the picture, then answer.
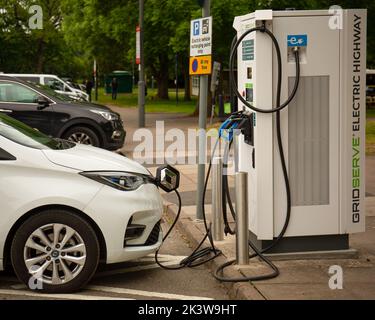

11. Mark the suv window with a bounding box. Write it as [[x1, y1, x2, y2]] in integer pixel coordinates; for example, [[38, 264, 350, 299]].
[[45, 77, 64, 91], [0, 82, 39, 103], [18, 77, 40, 84]]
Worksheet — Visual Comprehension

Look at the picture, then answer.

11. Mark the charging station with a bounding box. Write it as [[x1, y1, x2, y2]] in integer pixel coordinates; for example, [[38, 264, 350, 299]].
[[233, 9, 367, 254]]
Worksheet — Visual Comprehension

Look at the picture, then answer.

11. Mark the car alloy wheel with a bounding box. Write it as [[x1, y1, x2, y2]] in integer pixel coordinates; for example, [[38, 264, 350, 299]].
[[11, 210, 100, 293], [24, 224, 87, 285], [68, 132, 93, 145]]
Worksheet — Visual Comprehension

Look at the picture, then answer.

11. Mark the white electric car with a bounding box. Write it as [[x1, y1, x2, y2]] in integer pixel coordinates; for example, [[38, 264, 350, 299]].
[[0, 113, 169, 293]]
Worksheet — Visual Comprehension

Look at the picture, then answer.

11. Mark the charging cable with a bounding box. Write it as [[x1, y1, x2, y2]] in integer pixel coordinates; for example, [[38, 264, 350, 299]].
[[214, 22, 301, 282], [155, 22, 301, 282]]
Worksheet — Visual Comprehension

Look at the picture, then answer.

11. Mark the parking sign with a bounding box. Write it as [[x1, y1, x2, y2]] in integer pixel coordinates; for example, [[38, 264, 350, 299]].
[[190, 16, 212, 57], [193, 21, 200, 36]]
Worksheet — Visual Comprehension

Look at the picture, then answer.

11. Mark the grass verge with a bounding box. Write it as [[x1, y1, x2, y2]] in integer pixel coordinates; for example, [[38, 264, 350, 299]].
[[95, 87, 197, 114]]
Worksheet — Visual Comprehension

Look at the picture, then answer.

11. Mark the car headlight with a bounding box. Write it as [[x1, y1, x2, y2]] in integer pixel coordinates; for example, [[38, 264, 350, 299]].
[[80, 171, 152, 191], [90, 110, 119, 121]]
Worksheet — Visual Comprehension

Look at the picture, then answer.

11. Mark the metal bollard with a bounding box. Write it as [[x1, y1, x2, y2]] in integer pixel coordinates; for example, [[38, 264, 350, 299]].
[[212, 157, 224, 241], [235, 172, 249, 265]]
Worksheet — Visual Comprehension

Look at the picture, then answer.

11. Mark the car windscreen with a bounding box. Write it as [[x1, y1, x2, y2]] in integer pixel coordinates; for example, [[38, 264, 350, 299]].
[[32, 84, 76, 102], [0, 113, 74, 150], [14, 79, 75, 102]]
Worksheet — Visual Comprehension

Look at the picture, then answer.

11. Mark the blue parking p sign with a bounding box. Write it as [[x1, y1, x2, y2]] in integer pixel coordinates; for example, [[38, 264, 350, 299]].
[[193, 21, 200, 36]]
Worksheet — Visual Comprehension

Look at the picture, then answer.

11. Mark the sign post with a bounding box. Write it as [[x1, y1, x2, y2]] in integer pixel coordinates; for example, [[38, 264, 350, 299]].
[[190, 0, 212, 220], [137, 0, 145, 128]]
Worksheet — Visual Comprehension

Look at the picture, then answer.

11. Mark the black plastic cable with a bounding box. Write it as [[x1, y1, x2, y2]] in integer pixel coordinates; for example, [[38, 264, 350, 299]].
[[229, 25, 300, 113], [214, 25, 301, 282], [229, 35, 238, 114], [155, 24, 301, 281], [222, 140, 235, 235], [155, 142, 222, 270]]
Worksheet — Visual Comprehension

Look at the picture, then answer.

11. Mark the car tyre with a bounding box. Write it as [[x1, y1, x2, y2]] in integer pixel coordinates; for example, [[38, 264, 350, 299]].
[[63, 126, 100, 147], [11, 210, 100, 293]]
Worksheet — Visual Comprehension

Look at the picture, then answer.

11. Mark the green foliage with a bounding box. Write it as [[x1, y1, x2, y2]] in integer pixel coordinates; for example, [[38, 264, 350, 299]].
[[1, 0, 375, 91], [0, 0, 84, 77]]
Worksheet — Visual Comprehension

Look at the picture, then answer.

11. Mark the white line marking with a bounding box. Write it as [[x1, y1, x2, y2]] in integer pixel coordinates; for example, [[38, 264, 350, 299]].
[[88, 285, 213, 301], [10, 284, 26, 290], [0, 289, 133, 300], [147, 254, 188, 260], [95, 261, 181, 278]]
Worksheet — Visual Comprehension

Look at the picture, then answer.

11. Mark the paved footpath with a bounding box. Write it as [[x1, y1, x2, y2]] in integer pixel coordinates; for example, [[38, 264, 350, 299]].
[[113, 107, 375, 300]]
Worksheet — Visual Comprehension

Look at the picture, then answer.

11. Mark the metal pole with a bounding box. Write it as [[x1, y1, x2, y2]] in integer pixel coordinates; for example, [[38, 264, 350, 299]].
[[212, 157, 224, 241], [138, 0, 145, 128], [235, 172, 249, 265], [175, 53, 178, 105], [196, 0, 210, 220], [234, 130, 240, 173]]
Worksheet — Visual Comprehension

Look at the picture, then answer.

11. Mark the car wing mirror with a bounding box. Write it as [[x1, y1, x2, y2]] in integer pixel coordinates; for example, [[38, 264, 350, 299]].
[[36, 96, 51, 110], [156, 165, 180, 193]]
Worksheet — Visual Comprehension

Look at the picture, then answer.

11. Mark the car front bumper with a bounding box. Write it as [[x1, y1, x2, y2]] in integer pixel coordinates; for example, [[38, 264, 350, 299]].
[[101, 119, 126, 151], [83, 183, 163, 265]]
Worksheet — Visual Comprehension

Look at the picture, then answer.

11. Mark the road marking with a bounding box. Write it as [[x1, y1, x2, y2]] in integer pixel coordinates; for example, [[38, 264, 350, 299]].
[[143, 254, 188, 261], [95, 261, 181, 278], [88, 285, 213, 301], [10, 284, 27, 290], [0, 289, 133, 300]]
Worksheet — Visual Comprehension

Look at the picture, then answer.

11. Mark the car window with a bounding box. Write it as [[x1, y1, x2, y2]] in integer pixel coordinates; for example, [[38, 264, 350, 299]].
[[32, 84, 75, 102], [18, 77, 40, 84], [0, 113, 75, 150], [0, 82, 39, 103], [45, 77, 64, 91]]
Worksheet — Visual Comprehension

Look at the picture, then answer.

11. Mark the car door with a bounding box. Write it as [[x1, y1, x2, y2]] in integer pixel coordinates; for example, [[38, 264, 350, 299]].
[[0, 80, 53, 135]]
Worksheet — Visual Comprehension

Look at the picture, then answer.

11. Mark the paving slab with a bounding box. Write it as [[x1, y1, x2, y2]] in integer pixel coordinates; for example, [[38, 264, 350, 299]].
[[164, 193, 375, 300]]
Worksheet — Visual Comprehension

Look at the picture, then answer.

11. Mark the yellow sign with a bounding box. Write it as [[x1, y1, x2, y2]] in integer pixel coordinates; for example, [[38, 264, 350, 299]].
[[189, 55, 212, 75]]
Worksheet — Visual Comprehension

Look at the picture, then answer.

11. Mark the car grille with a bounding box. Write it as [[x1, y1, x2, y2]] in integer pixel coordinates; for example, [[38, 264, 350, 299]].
[[144, 221, 161, 246]]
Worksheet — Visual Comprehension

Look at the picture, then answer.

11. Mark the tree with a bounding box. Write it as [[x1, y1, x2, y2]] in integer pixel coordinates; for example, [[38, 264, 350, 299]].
[[0, 0, 83, 77]]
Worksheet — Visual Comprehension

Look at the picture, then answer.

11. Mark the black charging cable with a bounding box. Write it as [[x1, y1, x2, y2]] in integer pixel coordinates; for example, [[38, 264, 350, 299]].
[[155, 141, 222, 270], [155, 23, 300, 281], [155, 113, 250, 270], [214, 23, 301, 282]]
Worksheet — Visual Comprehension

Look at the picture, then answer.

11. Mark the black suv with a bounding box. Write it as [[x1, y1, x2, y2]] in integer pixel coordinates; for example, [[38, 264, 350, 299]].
[[0, 75, 125, 150]]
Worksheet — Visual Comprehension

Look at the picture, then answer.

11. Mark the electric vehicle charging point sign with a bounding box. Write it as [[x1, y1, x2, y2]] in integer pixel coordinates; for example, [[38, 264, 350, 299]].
[[190, 17, 212, 76], [190, 17, 212, 57], [189, 55, 212, 75]]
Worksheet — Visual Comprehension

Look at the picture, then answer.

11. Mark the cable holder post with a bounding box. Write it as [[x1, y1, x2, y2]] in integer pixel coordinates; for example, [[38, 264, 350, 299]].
[[212, 157, 224, 241], [235, 172, 249, 266]]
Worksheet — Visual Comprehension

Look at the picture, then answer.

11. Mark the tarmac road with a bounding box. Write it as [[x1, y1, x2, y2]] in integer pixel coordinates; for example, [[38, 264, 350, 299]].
[[0, 221, 230, 300]]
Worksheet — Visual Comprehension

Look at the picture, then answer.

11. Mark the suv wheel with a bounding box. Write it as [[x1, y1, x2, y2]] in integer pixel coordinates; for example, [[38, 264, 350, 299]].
[[11, 210, 100, 293], [63, 126, 100, 147]]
